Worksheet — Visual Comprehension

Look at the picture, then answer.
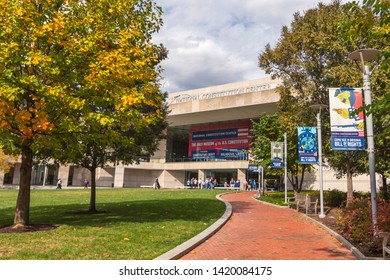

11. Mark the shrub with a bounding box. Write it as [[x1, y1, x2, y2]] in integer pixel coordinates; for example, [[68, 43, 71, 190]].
[[324, 189, 346, 207], [337, 198, 390, 255]]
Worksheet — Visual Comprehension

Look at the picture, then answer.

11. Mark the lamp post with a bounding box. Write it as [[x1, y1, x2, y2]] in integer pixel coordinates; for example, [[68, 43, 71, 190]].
[[284, 132, 288, 204], [348, 48, 379, 236], [309, 104, 328, 218], [257, 165, 263, 197]]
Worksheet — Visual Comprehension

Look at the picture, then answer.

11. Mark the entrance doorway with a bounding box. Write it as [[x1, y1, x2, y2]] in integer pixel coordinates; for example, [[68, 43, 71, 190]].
[[204, 169, 237, 188]]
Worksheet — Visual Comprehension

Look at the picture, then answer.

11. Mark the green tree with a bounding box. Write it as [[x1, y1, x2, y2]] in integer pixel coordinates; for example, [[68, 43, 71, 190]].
[[340, 0, 390, 199], [258, 1, 369, 205], [250, 114, 311, 192], [0, 0, 166, 226], [42, 86, 168, 213]]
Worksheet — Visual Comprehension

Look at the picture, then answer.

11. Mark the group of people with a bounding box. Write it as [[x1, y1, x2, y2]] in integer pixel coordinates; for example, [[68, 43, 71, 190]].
[[187, 177, 258, 191], [186, 177, 218, 189], [225, 178, 257, 191]]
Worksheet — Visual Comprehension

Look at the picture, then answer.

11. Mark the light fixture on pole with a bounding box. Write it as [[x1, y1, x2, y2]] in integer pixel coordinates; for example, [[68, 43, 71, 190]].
[[309, 104, 328, 219], [348, 48, 379, 236]]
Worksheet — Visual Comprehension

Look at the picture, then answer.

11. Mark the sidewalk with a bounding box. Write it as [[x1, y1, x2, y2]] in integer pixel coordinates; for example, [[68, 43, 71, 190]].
[[178, 191, 357, 260]]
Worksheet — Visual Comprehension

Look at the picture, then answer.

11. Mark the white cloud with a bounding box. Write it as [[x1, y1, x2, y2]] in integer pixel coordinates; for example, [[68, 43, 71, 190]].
[[153, 0, 345, 93]]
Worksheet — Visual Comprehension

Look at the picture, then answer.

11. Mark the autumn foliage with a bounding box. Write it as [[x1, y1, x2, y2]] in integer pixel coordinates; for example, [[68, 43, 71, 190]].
[[0, 0, 167, 226], [338, 198, 390, 254]]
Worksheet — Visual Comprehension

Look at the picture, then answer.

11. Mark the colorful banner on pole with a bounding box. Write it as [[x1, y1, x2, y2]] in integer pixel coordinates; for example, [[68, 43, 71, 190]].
[[270, 141, 284, 168], [329, 88, 365, 151], [298, 127, 318, 164]]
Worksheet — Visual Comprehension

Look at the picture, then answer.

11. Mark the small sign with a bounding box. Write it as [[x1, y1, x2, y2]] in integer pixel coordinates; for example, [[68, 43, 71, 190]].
[[271, 141, 284, 168]]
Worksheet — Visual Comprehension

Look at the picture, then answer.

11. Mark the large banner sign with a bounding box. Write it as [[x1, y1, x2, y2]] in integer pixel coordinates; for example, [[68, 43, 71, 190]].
[[188, 121, 250, 160], [329, 88, 365, 151], [298, 127, 318, 164], [271, 141, 284, 168]]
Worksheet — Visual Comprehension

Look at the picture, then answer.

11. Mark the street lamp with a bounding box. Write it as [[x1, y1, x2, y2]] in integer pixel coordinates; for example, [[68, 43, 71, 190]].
[[348, 48, 379, 236], [284, 132, 288, 204], [309, 104, 328, 219], [257, 165, 264, 197]]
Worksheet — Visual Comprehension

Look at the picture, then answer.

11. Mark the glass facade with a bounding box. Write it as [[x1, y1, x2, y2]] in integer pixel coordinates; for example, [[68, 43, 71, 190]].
[[31, 164, 59, 185], [3, 165, 14, 184], [166, 125, 190, 162]]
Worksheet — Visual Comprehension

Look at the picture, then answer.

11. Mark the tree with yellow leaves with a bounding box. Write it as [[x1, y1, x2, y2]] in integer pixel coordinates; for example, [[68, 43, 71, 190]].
[[0, 0, 167, 226], [0, 148, 16, 175]]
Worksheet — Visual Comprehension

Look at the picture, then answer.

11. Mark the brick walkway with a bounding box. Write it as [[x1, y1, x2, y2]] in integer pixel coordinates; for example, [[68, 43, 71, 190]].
[[180, 191, 357, 260]]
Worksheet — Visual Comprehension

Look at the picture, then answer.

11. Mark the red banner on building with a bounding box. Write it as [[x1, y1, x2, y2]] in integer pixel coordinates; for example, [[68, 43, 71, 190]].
[[188, 121, 251, 160]]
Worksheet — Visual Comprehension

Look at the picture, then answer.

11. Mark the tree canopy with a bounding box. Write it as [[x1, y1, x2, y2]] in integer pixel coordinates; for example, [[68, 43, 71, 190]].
[[0, 0, 167, 226], [250, 114, 311, 192], [257, 0, 380, 203], [340, 0, 390, 198]]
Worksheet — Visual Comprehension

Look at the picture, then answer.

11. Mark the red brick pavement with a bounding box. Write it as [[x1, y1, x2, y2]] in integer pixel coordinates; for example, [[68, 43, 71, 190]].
[[180, 191, 357, 260]]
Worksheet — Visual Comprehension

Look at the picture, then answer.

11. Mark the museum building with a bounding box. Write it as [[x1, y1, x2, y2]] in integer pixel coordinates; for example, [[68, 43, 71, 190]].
[[0, 77, 373, 192]]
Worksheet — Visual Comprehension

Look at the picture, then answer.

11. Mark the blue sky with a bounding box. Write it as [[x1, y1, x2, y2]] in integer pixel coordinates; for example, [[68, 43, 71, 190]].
[[153, 0, 348, 93]]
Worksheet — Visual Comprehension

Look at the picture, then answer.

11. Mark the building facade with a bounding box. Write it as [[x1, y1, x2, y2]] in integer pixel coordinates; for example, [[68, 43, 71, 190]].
[[0, 77, 375, 192]]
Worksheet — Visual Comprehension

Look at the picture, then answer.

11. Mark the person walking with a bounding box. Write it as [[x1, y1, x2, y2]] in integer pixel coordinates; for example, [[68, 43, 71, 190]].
[[56, 178, 62, 189], [154, 178, 161, 189], [198, 178, 203, 189], [234, 179, 241, 189], [84, 179, 89, 188], [230, 178, 235, 188]]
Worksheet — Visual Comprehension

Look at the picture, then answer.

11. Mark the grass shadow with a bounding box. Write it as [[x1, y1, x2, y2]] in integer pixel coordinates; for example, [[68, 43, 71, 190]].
[[0, 198, 225, 229]]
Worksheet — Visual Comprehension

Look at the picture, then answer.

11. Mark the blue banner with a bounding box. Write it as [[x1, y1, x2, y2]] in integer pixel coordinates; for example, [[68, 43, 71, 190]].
[[248, 164, 259, 172], [298, 127, 318, 164], [271, 158, 284, 168]]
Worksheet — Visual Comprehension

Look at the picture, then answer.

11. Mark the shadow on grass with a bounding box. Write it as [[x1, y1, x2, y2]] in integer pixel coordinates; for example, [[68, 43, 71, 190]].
[[0, 198, 225, 229]]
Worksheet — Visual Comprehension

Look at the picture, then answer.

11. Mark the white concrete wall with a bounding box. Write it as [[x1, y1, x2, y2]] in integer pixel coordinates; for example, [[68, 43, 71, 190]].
[[71, 167, 90, 187], [161, 170, 185, 188], [96, 167, 115, 187], [58, 165, 70, 187], [301, 167, 380, 193], [123, 169, 163, 188], [0, 170, 4, 187]]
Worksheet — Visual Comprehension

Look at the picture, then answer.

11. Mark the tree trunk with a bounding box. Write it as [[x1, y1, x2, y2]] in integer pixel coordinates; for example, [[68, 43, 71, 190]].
[[346, 159, 354, 206], [382, 174, 388, 200], [291, 175, 299, 192], [88, 166, 97, 213], [13, 142, 33, 227], [298, 165, 306, 192]]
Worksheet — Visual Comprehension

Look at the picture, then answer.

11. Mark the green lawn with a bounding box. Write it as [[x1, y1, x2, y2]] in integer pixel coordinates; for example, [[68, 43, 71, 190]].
[[0, 188, 226, 260], [257, 191, 295, 206]]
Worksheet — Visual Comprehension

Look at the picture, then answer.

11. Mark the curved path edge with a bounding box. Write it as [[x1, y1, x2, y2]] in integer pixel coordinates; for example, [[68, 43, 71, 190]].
[[155, 193, 233, 260]]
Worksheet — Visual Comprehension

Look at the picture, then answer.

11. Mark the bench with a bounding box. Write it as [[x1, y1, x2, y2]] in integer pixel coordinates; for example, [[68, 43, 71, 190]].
[[287, 192, 306, 209], [287, 192, 318, 214], [378, 232, 390, 259]]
